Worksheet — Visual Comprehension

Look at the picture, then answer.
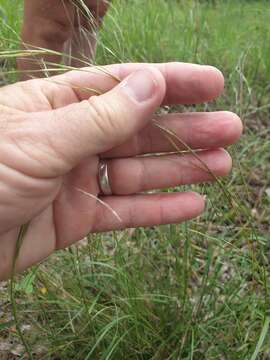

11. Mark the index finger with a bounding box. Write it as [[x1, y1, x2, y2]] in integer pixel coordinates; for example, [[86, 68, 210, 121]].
[[52, 62, 224, 106]]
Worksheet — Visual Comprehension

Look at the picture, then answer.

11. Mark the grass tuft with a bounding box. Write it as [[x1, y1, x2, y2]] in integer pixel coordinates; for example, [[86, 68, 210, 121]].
[[0, 0, 269, 359]]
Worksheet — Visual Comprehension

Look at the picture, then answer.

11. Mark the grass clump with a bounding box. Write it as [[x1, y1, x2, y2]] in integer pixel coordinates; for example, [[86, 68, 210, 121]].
[[0, 0, 270, 359]]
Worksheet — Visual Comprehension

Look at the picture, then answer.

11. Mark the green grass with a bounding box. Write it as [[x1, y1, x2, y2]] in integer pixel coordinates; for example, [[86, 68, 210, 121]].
[[0, 0, 270, 359]]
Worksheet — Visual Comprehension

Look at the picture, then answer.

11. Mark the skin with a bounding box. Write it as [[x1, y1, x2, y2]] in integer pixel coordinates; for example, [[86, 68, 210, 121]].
[[18, 0, 110, 79], [0, 62, 242, 280]]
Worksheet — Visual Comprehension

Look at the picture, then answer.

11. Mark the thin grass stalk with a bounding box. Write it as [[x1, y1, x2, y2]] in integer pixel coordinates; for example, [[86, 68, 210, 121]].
[[9, 223, 33, 359]]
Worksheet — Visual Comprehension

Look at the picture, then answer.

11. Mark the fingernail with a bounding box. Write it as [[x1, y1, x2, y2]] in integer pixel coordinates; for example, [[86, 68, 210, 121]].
[[120, 69, 158, 103]]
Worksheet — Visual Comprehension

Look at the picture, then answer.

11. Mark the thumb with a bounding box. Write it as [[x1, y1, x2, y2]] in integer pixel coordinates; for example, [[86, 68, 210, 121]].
[[33, 67, 166, 176]]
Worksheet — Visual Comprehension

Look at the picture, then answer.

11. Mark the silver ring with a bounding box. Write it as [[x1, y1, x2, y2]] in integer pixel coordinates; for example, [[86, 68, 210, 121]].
[[98, 160, 112, 195]]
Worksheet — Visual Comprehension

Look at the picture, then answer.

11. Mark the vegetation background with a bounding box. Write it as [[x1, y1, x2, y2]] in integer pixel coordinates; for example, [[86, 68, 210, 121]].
[[0, 0, 270, 359]]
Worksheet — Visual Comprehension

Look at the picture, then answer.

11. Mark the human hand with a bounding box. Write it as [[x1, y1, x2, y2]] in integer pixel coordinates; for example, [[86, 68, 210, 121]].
[[0, 62, 242, 279]]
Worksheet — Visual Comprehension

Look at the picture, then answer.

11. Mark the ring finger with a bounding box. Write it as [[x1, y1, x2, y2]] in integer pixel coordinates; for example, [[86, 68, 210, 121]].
[[105, 148, 231, 195]]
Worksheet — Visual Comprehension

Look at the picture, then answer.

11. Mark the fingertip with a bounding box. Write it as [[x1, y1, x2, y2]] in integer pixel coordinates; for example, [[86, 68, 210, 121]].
[[173, 191, 205, 221], [202, 65, 225, 99], [188, 191, 206, 215], [215, 148, 233, 176], [170, 63, 225, 104], [215, 111, 243, 146], [227, 111, 243, 140]]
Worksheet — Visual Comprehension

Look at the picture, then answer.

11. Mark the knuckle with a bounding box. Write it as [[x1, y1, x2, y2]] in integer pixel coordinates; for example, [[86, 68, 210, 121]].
[[87, 96, 121, 140]]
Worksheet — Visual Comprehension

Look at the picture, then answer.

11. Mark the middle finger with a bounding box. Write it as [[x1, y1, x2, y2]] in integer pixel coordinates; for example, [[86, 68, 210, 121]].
[[102, 111, 242, 158]]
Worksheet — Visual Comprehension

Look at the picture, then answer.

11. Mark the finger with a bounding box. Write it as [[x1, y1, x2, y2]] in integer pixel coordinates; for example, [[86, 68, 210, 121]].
[[92, 192, 205, 232], [106, 149, 231, 195], [21, 68, 166, 178], [51, 62, 224, 106], [102, 111, 242, 158]]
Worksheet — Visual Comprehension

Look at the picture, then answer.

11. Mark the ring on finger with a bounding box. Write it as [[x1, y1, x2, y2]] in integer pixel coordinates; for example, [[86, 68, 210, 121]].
[[98, 160, 112, 196]]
